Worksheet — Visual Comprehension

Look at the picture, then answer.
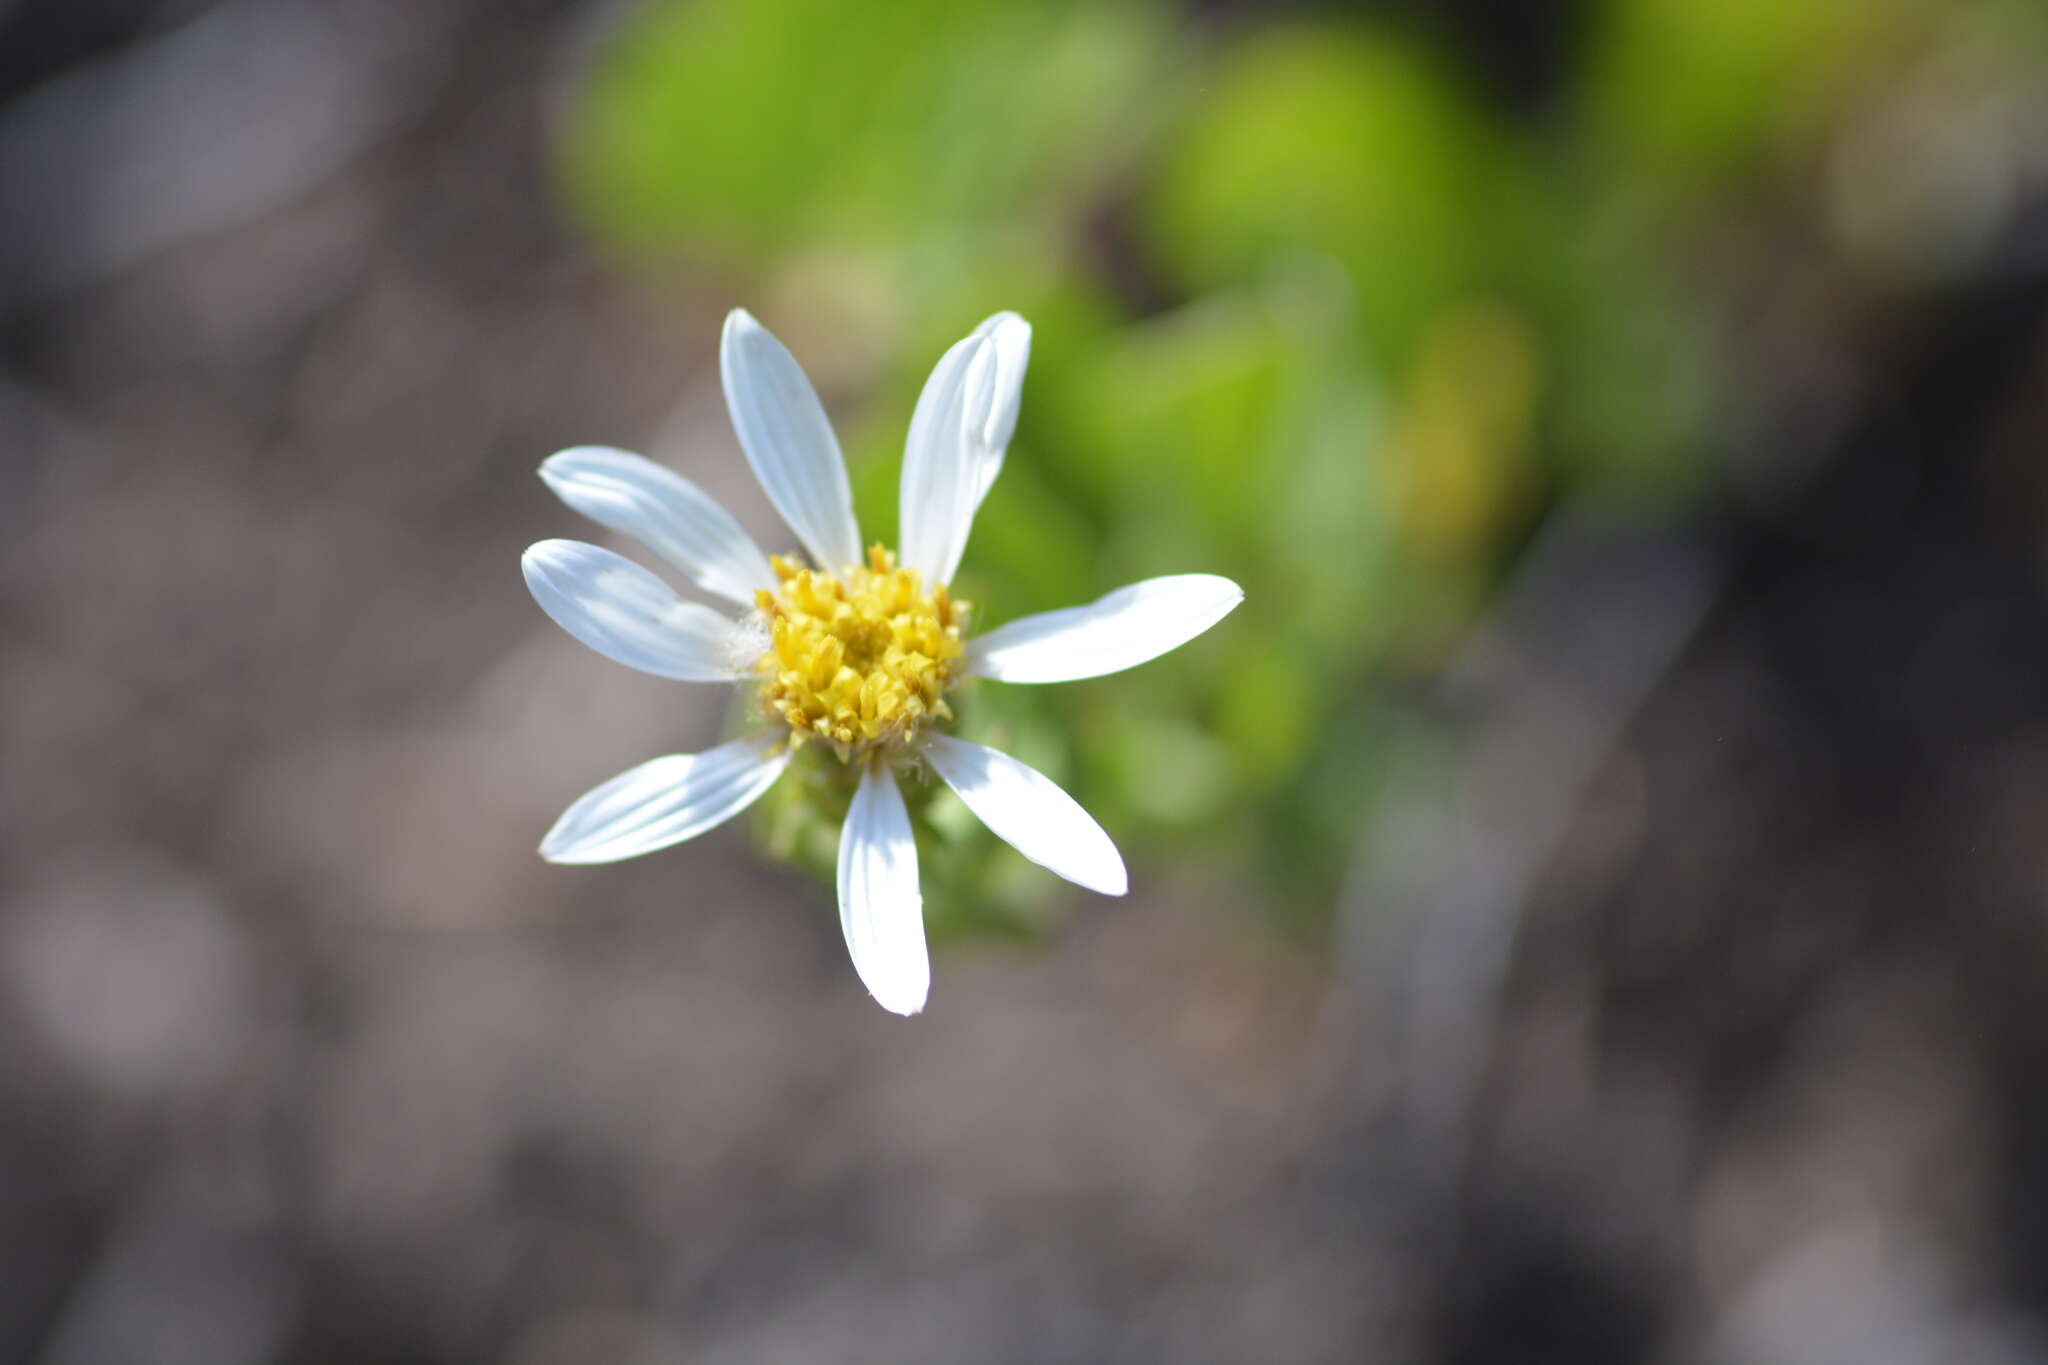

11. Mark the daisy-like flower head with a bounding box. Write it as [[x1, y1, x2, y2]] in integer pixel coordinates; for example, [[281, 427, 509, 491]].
[[525, 309, 1243, 1014]]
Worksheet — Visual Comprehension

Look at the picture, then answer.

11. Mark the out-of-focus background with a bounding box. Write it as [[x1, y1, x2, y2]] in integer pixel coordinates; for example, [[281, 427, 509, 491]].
[[4, 0, 2048, 1360]]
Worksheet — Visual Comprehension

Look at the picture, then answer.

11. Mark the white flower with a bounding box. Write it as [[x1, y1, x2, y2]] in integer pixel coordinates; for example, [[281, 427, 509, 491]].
[[525, 309, 1243, 1015]]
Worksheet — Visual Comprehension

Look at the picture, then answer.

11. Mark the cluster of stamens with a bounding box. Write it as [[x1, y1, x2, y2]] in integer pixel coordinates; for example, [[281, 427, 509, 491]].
[[755, 546, 967, 763]]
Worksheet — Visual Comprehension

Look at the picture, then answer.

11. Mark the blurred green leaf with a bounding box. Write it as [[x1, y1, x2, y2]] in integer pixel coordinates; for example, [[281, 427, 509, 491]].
[[1581, 0, 1889, 191], [561, 0, 1170, 304], [1143, 23, 1519, 357]]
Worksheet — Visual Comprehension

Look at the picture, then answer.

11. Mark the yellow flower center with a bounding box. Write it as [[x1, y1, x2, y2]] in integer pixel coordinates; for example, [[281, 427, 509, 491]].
[[754, 545, 967, 762]]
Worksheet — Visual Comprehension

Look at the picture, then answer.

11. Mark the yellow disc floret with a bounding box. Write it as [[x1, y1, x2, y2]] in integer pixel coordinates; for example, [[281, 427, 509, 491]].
[[755, 545, 967, 762]]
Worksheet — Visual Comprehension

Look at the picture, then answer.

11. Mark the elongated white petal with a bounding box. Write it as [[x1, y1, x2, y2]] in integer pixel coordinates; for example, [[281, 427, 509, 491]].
[[539, 446, 775, 607], [540, 737, 791, 864], [899, 312, 1031, 587], [965, 574, 1245, 683], [719, 309, 862, 573], [837, 766, 928, 1015], [523, 539, 745, 681], [923, 734, 1126, 895]]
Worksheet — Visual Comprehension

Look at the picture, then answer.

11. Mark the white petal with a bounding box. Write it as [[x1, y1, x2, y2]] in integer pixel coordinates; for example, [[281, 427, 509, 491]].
[[922, 734, 1126, 896], [899, 312, 1031, 587], [719, 309, 862, 573], [540, 737, 791, 864], [523, 539, 746, 681], [539, 445, 775, 607], [836, 766, 928, 1015], [965, 574, 1245, 684]]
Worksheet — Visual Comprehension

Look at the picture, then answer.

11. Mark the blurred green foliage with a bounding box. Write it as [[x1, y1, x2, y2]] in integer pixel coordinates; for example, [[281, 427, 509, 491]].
[[562, 0, 1165, 308], [558, 0, 2048, 939]]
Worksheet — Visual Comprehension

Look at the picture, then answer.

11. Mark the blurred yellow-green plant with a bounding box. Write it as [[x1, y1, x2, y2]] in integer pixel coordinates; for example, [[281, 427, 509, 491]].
[[556, 0, 2048, 939]]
